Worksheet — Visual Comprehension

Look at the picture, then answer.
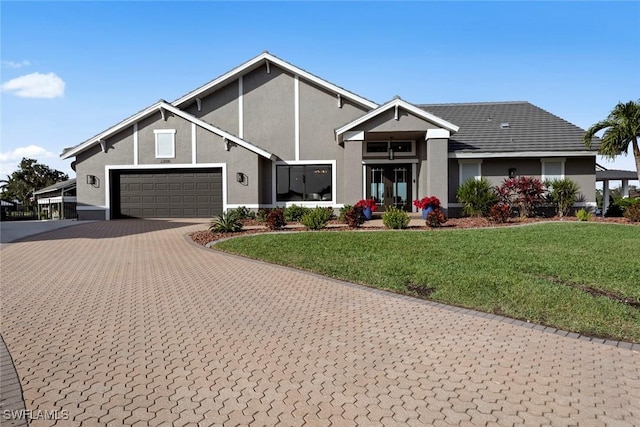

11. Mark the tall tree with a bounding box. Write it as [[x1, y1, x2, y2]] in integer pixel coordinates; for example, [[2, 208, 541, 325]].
[[583, 100, 640, 183], [3, 158, 68, 207]]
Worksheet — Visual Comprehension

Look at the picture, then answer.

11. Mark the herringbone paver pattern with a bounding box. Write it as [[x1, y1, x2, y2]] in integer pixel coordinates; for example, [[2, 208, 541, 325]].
[[0, 219, 638, 426]]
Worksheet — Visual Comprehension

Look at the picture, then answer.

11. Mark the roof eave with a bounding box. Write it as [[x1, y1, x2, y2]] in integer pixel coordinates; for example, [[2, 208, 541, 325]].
[[335, 98, 459, 141]]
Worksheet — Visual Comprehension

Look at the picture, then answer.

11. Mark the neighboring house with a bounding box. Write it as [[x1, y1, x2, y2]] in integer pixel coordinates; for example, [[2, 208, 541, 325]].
[[34, 179, 77, 220], [61, 52, 599, 220]]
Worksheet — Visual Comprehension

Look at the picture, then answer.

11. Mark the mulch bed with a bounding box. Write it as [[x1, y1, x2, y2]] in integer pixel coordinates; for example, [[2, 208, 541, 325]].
[[190, 216, 636, 247]]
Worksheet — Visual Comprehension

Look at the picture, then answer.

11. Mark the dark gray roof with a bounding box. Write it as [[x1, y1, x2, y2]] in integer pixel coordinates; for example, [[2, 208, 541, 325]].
[[596, 169, 638, 181], [419, 101, 599, 153], [33, 178, 76, 195]]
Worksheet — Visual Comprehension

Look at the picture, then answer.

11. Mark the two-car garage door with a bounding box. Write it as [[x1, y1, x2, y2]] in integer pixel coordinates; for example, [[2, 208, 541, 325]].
[[111, 168, 223, 218]]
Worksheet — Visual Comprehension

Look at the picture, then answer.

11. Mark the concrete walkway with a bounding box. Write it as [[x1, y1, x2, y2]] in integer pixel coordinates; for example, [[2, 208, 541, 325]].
[[0, 219, 91, 244], [0, 219, 638, 426]]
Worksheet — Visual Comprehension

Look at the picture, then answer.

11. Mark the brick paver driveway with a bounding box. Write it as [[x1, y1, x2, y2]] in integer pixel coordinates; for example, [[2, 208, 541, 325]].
[[1, 219, 638, 426]]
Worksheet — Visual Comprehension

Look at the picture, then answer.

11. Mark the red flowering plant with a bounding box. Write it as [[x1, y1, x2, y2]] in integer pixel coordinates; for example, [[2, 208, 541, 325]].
[[496, 177, 545, 218], [413, 196, 441, 210], [354, 199, 377, 212]]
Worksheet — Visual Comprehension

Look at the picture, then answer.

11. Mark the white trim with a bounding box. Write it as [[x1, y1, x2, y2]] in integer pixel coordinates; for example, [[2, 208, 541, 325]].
[[343, 131, 365, 142], [154, 129, 176, 159], [238, 76, 244, 138], [191, 123, 197, 164], [37, 196, 77, 204], [272, 160, 337, 206], [362, 159, 420, 164], [335, 98, 459, 142], [133, 123, 138, 165], [294, 75, 300, 161], [172, 52, 377, 110], [362, 164, 367, 201], [426, 129, 450, 139], [541, 158, 566, 181], [62, 100, 276, 161], [160, 102, 275, 160], [449, 151, 596, 159], [104, 163, 227, 220], [458, 159, 482, 184], [61, 102, 164, 160]]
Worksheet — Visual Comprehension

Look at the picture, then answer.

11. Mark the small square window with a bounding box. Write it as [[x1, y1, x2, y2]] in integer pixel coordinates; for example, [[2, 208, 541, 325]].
[[154, 130, 176, 158]]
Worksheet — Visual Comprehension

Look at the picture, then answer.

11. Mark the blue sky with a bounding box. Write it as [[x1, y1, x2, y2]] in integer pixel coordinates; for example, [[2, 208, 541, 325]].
[[1, 1, 639, 185]]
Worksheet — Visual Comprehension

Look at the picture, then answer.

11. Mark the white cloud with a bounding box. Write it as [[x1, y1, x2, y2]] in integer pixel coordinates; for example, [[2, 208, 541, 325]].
[[0, 145, 59, 179], [0, 145, 57, 163], [1, 72, 65, 98], [1, 60, 31, 69]]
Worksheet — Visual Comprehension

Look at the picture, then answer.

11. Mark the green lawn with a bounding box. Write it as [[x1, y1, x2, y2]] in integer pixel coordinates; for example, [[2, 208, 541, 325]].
[[216, 223, 640, 343]]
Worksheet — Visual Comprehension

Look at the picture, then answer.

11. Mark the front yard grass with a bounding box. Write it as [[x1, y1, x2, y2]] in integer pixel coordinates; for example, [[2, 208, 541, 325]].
[[216, 223, 640, 343]]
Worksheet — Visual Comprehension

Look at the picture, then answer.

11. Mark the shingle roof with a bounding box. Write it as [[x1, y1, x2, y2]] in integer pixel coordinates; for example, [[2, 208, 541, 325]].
[[419, 101, 599, 153], [33, 179, 76, 195]]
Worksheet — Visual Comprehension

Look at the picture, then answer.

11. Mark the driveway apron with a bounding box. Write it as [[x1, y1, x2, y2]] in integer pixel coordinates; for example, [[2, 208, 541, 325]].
[[0, 219, 638, 426]]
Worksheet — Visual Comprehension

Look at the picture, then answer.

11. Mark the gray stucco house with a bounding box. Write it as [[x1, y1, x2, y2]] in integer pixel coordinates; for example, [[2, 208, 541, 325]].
[[61, 52, 598, 220]]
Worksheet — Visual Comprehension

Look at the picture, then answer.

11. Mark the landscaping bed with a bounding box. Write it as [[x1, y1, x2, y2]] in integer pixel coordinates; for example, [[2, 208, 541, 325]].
[[190, 215, 636, 246]]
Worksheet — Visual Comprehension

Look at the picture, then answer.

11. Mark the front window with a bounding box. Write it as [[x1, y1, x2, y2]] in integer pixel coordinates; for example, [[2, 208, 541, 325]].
[[459, 161, 481, 184], [276, 164, 332, 202], [541, 159, 565, 181]]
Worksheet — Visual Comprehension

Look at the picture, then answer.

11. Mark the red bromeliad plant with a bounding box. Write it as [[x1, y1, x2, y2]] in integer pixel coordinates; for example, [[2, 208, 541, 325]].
[[413, 196, 441, 210], [355, 199, 377, 212], [496, 177, 545, 217]]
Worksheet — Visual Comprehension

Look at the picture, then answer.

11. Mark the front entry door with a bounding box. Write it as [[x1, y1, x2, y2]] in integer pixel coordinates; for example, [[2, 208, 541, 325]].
[[367, 164, 412, 211]]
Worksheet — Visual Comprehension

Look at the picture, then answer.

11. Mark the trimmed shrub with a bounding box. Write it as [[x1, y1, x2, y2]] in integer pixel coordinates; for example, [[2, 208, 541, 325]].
[[266, 208, 286, 230], [256, 208, 269, 222], [489, 203, 511, 223], [605, 203, 625, 217], [344, 206, 365, 228], [209, 212, 243, 233], [576, 208, 592, 222], [382, 207, 410, 229], [426, 209, 447, 227], [228, 206, 256, 220], [623, 202, 640, 222], [284, 204, 310, 222], [456, 177, 497, 217], [301, 207, 332, 230], [546, 178, 580, 217], [339, 205, 353, 223]]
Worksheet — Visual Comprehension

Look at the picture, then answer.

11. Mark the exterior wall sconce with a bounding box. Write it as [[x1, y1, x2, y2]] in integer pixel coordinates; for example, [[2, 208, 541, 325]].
[[236, 172, 245, 183], [508, 168, 517, 178], [86, 175, 99, 187]]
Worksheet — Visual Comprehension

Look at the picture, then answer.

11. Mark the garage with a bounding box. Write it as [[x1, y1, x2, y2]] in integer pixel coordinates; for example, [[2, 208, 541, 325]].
[[111, 168, 223, 218]]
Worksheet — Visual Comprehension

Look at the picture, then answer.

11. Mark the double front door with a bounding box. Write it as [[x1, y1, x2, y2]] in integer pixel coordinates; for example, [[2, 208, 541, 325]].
[[366, 164, 412, 211]]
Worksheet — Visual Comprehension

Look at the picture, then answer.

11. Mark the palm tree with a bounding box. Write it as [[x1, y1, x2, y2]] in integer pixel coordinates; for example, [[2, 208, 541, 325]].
[[584, 100, 640, 183]]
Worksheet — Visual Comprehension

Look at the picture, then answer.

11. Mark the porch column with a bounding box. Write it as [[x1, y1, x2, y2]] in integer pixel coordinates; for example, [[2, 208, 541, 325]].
[[602, 180, 610, 216], [622, 180, 629, 197], [343, 138, 364, 205], [425, 129, 450, 212]]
